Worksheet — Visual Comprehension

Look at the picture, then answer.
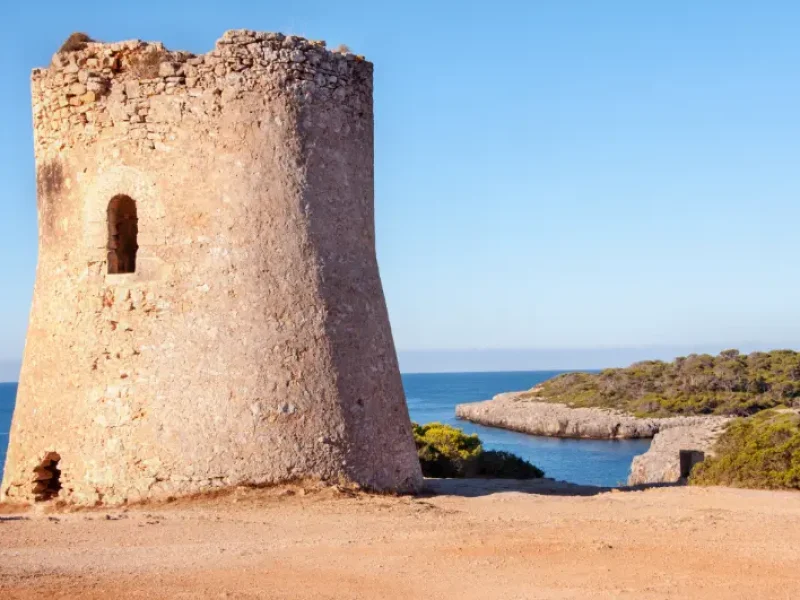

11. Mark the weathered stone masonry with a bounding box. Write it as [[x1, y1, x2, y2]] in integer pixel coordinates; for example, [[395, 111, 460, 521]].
[[1, 30, 423, 504]]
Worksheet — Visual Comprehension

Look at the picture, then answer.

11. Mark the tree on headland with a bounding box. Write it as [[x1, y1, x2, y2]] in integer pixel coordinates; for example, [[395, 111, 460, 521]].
[[529, 349, 800, 417]]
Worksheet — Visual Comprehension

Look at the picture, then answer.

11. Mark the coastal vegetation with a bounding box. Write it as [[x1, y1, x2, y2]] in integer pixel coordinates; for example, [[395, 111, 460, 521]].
[[690, 410, 800, 489], [412, 422, 544, 479], [530, 349, 800, 417]]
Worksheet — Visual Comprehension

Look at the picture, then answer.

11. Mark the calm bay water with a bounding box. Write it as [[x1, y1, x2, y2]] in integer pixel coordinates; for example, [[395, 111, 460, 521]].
[[403, 371, 650, 486], [0, 372, 650, 486]]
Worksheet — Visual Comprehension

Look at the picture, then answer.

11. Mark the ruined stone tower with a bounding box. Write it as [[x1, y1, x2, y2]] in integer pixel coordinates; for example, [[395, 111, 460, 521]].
[[1, 30, 423, 505]]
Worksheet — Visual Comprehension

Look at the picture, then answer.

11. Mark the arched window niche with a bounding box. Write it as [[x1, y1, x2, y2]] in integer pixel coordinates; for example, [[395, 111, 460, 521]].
[[107, 195, 138, 274]]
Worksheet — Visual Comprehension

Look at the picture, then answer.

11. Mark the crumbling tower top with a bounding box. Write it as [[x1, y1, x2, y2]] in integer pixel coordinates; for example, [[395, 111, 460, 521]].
[[33, 29, 373, 157]]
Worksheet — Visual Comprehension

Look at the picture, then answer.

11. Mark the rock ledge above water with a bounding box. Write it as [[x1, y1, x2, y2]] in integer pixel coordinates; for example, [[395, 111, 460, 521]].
[[455, 392, 728, 440]]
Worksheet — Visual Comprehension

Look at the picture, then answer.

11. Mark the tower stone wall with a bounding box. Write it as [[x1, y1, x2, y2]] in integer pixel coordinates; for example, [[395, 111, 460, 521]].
[[1, 30, 423, 505]]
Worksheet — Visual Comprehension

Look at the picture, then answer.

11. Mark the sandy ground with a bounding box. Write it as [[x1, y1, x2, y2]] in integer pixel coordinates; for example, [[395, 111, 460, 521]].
[[1, 479, 799, 599]]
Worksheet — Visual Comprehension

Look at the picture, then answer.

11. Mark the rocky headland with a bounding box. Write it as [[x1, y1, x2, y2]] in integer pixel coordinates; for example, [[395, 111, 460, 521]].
[[455, 350, 800, 486], [456, 392, 731, 485], [455, 392, 729, 440]]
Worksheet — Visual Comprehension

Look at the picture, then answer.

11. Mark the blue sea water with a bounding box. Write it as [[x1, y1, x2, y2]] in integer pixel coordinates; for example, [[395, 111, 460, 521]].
[[0, 372, 650, 487], [1, 382, 15, 480]]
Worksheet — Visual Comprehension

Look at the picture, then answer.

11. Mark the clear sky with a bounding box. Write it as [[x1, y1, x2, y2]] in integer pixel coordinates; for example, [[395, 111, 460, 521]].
[[1, 1, 799, 375]]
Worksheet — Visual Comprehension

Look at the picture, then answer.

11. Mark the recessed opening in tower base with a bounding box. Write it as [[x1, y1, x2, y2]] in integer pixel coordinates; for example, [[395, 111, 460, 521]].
[[107, 195, 138, 274], [32, 452, 62, 501]]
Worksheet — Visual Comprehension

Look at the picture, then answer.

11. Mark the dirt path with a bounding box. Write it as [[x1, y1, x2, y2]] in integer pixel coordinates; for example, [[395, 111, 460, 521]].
[[2, 480, 799, 599]]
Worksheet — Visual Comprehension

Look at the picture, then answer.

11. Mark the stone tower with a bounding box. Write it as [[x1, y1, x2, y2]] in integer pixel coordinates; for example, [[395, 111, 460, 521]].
[[1, 30, 423, 505]]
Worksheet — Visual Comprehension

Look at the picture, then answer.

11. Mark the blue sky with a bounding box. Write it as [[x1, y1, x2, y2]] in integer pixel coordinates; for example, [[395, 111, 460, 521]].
[[1, 1, 800, 375]]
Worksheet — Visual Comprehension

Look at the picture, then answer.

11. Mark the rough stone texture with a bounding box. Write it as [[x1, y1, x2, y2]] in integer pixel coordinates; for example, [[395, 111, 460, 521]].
[[456, 392, 729, 439], [627, 423, 729, 486], [1, 30, 423, 505]]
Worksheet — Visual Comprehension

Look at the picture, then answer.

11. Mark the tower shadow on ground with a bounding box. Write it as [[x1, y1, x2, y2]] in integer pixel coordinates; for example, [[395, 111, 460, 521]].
[[423, 478, 684, 498]]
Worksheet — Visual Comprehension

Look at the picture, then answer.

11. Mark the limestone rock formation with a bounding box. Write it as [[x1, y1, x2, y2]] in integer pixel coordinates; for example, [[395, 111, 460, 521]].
[[1, 30, 423, 505], [627, 422, 729, 486], [456, 392, 728, 439]]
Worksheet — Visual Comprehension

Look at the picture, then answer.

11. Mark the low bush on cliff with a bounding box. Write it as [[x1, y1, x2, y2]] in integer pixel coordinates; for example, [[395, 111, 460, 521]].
[[59, 33, 94, 53], [689, 410, 800, 489], [413, 422, 544, 479], [531, 349, 800, 417]]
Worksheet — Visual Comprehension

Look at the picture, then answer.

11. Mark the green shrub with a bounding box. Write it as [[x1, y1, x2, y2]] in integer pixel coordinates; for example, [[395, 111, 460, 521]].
[[529, 349, 800, 417], [690, 410, 800, 489], [412, 422, 543, 479], [413, 422, 481, 478], [474, 450, 544, 478]]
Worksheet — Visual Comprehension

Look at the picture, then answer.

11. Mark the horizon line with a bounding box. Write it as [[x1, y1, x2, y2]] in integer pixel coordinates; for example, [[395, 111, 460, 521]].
[[396, 342, 800, 352]]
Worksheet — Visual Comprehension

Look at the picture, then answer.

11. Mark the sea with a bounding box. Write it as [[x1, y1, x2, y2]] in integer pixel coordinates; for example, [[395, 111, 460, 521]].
[[1, 382, 14, 482], [0, 372, 650, 487]]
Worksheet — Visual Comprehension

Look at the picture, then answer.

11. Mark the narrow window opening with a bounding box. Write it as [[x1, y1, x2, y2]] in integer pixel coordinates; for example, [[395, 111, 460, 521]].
[[107, 195, 138, 274], [33, 452, 62, 501]]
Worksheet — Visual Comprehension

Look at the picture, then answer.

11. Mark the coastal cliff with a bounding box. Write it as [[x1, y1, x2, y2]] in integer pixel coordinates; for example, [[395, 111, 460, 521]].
[[455, 392, 728, 440], [455, 350, 800, 486]]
